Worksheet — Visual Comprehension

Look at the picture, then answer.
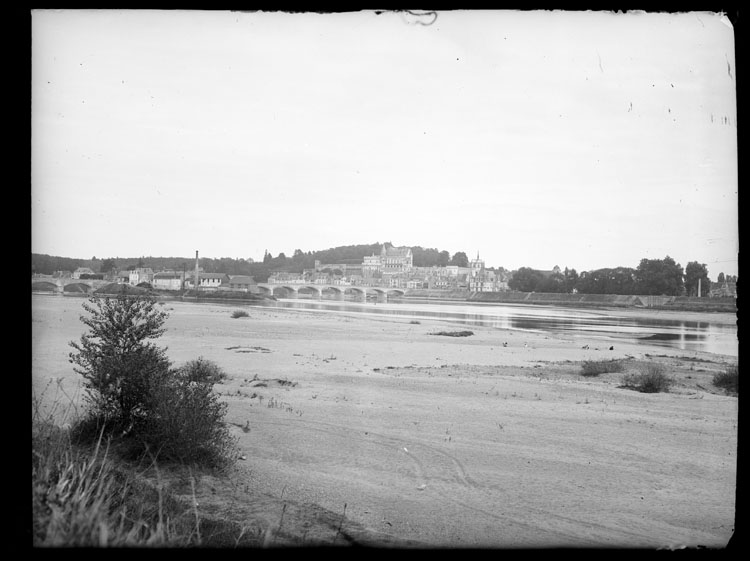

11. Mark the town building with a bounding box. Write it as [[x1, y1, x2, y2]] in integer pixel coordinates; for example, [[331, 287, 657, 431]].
[[223, 275, 258, 292], [129, 268, 154, 285], [72, 267, 96, 279], [362, 245, 413, 277], [152, 271, 185, 291]]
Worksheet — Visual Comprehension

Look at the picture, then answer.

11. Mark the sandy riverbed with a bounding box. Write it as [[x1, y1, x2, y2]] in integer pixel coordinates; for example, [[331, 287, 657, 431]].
[[31, 294, 738, 548]]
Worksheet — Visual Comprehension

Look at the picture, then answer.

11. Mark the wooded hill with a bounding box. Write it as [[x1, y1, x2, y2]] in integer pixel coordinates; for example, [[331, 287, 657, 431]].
[[31, 243, 472, 283]]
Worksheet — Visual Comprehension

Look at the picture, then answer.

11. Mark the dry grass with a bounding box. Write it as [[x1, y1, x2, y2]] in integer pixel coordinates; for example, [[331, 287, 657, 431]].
[[713, 364, 738, 394], [580, 359, 625, 377], [32, 384, 255, 547], [621, 363, 674, 393]]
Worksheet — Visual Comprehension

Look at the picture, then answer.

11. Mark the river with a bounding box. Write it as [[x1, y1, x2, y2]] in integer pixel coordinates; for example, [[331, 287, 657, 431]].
[[253, 297, 738, 357]]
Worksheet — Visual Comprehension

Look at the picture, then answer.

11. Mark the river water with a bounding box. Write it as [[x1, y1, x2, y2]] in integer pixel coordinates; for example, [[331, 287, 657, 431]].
[[256, 297, 738, 357]]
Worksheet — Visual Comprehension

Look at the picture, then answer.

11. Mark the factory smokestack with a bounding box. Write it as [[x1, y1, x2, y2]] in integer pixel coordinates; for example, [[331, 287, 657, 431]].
[[194, 250, 199, 290]]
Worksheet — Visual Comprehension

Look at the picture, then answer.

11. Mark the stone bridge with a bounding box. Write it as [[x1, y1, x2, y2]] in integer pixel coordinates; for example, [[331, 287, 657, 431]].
[[257, 283, 405, 301], [31, 277, 111, 294]]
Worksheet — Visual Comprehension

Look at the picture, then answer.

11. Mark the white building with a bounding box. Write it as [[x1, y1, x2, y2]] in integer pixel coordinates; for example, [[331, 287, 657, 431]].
[[129, 268, 154, 285]]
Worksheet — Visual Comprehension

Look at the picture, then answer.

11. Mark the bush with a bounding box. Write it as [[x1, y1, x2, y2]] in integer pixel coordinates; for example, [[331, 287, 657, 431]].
[[581, 359, 624, 377], [178, 357, 228, 384], [68, 288, 237, 468], [142, 374, 237, 467], [231, 309, 249, 319], [713, 364, 738, 393], [621, 363, 673, 393], [68, 290, 171, 432]]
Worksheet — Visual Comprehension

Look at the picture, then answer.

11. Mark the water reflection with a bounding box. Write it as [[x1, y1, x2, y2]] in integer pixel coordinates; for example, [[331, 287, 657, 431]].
[[260, 298, 737, 356]]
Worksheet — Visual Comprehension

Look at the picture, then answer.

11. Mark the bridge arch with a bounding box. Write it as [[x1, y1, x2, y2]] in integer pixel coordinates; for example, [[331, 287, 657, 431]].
[[271, 285, 299, 298], [32, 281, 59, 293], [63, 282, 92, 294], [303, 285, 326, 298]]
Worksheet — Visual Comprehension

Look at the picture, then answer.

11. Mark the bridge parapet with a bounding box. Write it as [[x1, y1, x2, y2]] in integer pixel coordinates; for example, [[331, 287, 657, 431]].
[[257, 283, 405, 301]]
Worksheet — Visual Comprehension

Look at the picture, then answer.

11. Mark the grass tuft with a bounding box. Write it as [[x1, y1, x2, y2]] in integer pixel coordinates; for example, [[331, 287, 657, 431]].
[[429, 330, 474, 337], [621, 363, 673, 393], [231, 310, 249, 319], [580, 359, 624, 377], [713, 364, 738, 394]]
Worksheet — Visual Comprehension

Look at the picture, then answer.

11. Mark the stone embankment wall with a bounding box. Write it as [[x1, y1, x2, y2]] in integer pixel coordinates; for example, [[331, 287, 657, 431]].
[[404, 289, 737, 312]]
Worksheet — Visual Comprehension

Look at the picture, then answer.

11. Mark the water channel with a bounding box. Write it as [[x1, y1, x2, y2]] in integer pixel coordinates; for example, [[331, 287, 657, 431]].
[[256, 297, 738, 357]]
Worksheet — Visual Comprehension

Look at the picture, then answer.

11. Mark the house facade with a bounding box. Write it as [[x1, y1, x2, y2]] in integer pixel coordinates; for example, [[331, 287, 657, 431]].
[[152, 271, 185, 291], [223, 275, 258, 292], [129, 268, 154, 286], [72, 267, 96, 279], [186, 273, 229, 290]]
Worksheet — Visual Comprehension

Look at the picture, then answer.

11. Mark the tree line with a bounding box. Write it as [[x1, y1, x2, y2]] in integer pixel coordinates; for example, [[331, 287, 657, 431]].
[[508, 257, 730, 297]]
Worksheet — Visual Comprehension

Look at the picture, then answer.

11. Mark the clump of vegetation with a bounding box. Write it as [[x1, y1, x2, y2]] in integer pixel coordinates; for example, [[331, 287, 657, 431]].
[[178, 357, 228, 384], [713, 364, 738, 394], [231, 309, 249, 319], [31, 393, 200, 547], [409, 320, 421, 325], [621, 363, 673, 393], [68, 289, 237, 467], [142, 372, 237, 465], [580, 359, 624, 377], [430, 330, 474, 337]]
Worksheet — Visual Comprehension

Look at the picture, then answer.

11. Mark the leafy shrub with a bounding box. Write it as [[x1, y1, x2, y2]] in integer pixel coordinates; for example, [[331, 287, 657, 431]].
[[580, 359, 624, 377], [713, 364, 738, 393], [231, 309, 249, 319], [68, 290, 171, 432], [621, 363, 673, 393], [68, 289, 236, 467], [178, 357, 228, 384], [142, 375, 237, 466]]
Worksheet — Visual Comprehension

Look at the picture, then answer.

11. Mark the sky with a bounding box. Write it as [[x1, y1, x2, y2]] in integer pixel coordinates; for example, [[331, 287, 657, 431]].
[[31, 10, 738, 278]]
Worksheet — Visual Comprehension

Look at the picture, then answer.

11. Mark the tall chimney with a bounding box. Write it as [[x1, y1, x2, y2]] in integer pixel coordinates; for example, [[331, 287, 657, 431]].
[[194, 250, 200, 290]]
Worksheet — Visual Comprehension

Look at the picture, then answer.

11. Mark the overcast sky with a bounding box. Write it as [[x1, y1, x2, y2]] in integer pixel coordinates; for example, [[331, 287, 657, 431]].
[[31, 10, 738, 277]]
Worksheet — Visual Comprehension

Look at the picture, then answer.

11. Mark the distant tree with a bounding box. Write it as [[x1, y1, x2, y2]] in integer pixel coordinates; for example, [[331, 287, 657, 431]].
[[717, 272, 725, 283], [563, 267, 578, 293], [263, 251, 273, 265], [577, 267, 638, 295], [438, 250, 451, 267], [538, 269, 566, 293], [100, 258, 116, 274], [450, 252, 469, 267], [684, 261, 711, 297], [508, 267, 545, 292], [411, 247, 444, 267], [634, 256, 684, 296]]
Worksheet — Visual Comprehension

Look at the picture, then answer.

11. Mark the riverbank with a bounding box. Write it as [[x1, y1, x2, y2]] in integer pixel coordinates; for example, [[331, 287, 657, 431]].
[[403, 289, 737, 313], [31, 295, 737, 548]]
